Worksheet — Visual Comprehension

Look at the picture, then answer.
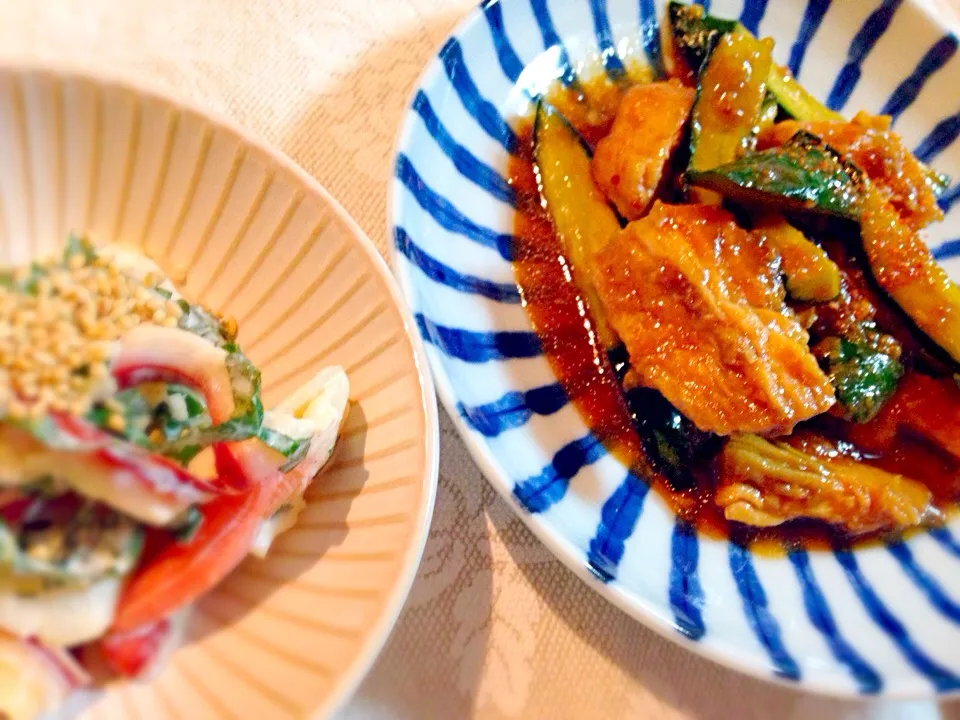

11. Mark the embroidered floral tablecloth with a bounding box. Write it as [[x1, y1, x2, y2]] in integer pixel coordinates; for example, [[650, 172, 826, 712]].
[[2, 1, 960, 717]]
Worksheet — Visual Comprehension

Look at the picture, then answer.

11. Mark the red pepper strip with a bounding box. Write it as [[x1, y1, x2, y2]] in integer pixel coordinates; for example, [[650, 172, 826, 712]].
[[111, 462, 277, 631], [96, 618, 171, 679], [111, 433, 331, 632]]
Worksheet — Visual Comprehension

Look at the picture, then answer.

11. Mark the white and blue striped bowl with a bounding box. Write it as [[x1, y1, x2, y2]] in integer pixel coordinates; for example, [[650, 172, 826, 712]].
[[390, 0, 960, 697]]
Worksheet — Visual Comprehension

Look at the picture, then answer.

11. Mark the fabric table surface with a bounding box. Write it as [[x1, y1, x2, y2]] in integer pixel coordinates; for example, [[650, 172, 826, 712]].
[[1, 0, 960, 718]]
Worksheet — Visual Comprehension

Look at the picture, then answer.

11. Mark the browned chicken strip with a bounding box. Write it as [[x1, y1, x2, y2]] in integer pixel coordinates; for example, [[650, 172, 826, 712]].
[[592, 202, 835, 435], [591, 79, 695, 221]]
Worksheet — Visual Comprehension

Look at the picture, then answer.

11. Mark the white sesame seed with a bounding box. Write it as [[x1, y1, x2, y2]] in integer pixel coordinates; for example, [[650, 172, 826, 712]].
[[0, 243, 185, 419]]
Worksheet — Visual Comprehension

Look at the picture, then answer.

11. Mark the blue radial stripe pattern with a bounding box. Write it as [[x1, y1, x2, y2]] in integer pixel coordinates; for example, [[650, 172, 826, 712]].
[[930, 527, 960, 558], [589, 0, 628, 79], [439, 38, 520, 154], [416, 314, 542, 362], [395, 227, 520, 303], [933, 238, 960, 260], [482, 0, 526, 83], [393, 0, 960, 697], [530, 0, 579, 86], [835, 550, 960, 692], [669, 520, 705, 641], [881, 34, 958, 123], [458, 382, 568, 437], [637, 0, 662, 71], [739, 0, 769, 35], [826, 0, 904, 112], [915, 111, 960, 163], [788, 551, 882, 693], [729, 544, 801, 680], [788, 0, 831, 77], [411, 91, 517, 205], [938, 185, 960, 214], [396, 154, 515, 260], [587, 472, 650, 581], [513, 434, 607, 512], [887, 542, 960, 623]]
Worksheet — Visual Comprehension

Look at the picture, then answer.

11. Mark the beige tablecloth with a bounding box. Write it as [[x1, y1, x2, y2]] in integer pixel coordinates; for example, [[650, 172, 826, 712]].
[[2, 1, 960, 718]]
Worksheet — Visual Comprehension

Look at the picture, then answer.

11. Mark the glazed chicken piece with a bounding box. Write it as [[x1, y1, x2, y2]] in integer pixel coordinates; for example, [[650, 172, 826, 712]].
[[716, 433, 936, 534], [758, 112, 943, 230], [592, 202, 835, 435], [591, 79, 695, 220]]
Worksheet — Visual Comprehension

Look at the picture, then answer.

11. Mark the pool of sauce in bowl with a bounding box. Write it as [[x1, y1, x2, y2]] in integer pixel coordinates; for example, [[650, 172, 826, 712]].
[[508, 71, 960, 554]]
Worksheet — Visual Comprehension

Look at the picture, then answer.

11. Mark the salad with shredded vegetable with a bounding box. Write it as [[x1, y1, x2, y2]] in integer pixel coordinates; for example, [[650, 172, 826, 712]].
[[0, 238, 349, 719]]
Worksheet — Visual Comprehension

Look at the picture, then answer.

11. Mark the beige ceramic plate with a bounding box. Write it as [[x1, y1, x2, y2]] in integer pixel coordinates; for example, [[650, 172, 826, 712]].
[[0, 64, 439, 719]]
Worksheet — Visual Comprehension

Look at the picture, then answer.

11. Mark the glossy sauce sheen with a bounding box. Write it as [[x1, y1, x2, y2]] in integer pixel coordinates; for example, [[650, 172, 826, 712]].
[[510, 75, 728, 537], [509, 74, 960, 553]]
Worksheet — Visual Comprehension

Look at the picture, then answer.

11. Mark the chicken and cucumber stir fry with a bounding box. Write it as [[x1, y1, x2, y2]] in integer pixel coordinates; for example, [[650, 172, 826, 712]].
[[509, 2, 960, 547]]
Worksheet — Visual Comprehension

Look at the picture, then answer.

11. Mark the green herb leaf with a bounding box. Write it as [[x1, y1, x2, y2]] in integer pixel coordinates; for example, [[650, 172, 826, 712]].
[[817, 337, 903, 423], [258, 426, 307, 458], [63, 234, 98, 265]]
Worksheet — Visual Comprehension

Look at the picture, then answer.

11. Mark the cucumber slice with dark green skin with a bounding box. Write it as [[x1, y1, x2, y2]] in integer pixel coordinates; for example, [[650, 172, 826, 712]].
[[608, 345, 718, 490], [686, 131, 865, 219], [766, 65, 843, 122], [627, 386, 719, 491], [532, 99, 621, 348], [667, 1, 737, 73], [816, 337, 903, 423], [860, 182, 960, 364], [667, 3, 842, 125], [751, 213, 840, 302], [688, 29, 773, 204]]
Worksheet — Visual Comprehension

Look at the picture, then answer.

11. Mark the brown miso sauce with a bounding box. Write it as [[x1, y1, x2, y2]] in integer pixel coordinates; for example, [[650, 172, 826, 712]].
[[508, 70, 960, 554]]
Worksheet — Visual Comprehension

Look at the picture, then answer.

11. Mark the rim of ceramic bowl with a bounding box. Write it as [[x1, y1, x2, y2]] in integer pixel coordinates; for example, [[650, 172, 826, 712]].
[[386, 0, 960, 699], [0, 56, 441, 719]]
